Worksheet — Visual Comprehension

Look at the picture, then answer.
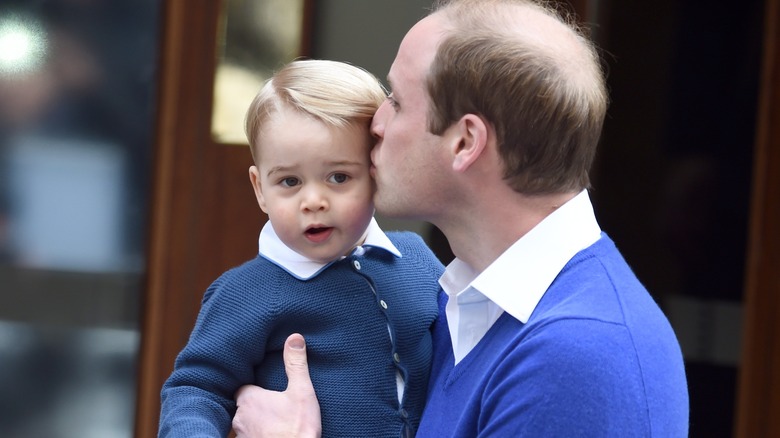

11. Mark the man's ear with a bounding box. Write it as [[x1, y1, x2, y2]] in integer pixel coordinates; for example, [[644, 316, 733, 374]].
[[451, 114, 489, 173], [248, 166, 268, 213]]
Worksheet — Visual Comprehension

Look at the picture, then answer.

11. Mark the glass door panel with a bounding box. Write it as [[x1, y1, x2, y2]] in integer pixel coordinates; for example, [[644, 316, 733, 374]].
[[0, 0, 160, 436]]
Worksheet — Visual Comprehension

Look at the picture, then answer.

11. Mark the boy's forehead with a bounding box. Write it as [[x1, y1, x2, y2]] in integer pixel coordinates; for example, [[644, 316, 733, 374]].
[[257, 117, 371, 159]]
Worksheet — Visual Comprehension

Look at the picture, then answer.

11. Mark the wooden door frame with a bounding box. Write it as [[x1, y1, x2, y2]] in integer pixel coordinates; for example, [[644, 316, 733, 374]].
[[134, 0, 780, 436], [734, 0, 780, 435], [134, 1, 231, 436], [134, 1, 312, 436]]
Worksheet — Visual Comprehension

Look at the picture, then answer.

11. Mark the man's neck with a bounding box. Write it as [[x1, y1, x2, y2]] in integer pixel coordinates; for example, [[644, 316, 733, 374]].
[[438, 190, 580, 273]]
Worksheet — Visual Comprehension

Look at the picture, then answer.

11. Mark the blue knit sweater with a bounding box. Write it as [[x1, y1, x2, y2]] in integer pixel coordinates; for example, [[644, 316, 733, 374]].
[[159, 231, 443, 438], [417, 235, 689, 437]]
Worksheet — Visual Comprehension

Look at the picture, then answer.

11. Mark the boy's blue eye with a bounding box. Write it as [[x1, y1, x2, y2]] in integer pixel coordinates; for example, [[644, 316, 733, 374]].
[[328, 173, 349, 184], [281, 177, 299, 187]]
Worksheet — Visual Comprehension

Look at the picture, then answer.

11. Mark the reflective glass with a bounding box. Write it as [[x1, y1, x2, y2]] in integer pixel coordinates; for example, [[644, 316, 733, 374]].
[[211, 0, 304, 144], [0, 0, 160, 436]]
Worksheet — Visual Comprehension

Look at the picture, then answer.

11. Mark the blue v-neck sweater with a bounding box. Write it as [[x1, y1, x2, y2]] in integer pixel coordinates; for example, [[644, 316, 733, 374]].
[[417, 235, 689, 437], [159, 231, 443, 438]]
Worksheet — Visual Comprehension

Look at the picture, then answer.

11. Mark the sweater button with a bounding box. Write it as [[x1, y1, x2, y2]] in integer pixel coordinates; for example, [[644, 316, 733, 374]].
[[393, 352, 400, 363], [380, 300, 388, 309], [400, 408, 409, 418], [353, 260, 361, 270]]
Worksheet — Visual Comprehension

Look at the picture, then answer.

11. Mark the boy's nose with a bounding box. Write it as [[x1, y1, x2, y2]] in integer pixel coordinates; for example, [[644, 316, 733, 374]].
[[301, 187, 328, 212]]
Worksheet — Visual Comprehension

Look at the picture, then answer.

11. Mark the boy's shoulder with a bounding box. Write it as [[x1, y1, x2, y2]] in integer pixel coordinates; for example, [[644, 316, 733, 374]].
[[384, 229, 427, 247], [385, 230, 437, 259], [220, 254, 276, 278], [383, 230, 445, 277], [204, 255, 281, 299]]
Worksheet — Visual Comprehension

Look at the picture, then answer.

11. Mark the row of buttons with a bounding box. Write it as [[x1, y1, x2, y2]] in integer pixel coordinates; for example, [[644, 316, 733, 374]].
[[352, 257, 402, 365]]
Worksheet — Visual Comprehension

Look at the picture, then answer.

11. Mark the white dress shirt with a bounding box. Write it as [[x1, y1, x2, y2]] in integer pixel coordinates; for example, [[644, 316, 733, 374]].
[[439, 190, 602, 364], [257, 217, 400, 279]]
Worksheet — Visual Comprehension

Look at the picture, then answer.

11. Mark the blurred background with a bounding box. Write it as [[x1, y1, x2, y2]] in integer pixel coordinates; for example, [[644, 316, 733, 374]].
[[0, 0, 157, 436]]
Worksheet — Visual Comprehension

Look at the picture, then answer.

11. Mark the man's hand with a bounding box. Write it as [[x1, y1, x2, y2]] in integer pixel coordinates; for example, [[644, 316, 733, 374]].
[[232, 334, 322, 438]]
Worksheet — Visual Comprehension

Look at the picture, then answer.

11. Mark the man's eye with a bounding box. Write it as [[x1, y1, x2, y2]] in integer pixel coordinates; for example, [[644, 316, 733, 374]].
[[280, 177, 299, 187], [387, 94, 399, 110], [328, 173, 349, 184]]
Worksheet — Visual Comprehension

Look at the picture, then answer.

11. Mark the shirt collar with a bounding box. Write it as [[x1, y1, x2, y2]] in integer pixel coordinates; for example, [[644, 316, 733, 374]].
[[440, 189, 602, 323], [257, 217, 401, 280]]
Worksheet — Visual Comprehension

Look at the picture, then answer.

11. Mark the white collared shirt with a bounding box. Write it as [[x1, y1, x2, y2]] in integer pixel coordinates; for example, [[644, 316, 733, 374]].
[[439, 190, 602, 364], [257, 217, 401, 279]]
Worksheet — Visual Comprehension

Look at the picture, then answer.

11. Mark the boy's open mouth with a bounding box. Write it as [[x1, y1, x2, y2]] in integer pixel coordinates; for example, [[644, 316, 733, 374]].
[[305, 226, 333, 243]]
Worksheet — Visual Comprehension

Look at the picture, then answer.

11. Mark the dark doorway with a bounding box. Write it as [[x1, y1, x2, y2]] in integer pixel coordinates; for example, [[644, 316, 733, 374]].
[[592, 1, 763, 437]]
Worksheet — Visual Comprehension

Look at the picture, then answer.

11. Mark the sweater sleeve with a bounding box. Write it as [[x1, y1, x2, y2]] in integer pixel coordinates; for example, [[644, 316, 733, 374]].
[[158, 267, 275, 438]]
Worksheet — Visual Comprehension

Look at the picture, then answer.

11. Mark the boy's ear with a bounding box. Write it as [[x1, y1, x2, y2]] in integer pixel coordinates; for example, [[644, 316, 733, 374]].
[[451, 114, 488, 173], [248, 166, 268, 213]]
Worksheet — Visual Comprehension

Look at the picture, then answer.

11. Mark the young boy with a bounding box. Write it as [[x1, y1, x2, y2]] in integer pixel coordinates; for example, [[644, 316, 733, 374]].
[[158, 60, 444, 438]]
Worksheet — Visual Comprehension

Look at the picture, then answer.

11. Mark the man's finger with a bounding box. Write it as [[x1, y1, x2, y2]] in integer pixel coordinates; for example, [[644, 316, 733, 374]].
[[232, 334, 322, 437], [283, 333, 315, 394]]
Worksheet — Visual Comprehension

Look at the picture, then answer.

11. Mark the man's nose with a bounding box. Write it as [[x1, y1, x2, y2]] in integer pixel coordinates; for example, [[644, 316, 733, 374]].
[[371, 100, 389, 139]]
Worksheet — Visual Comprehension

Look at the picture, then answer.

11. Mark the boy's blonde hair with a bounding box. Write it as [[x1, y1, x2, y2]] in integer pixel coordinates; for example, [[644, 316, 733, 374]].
[[244, 59, 387, 162]]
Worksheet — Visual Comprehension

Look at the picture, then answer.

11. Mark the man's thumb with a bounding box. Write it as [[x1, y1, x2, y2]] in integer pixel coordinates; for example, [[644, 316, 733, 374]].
[[284, 333, 315, 393]]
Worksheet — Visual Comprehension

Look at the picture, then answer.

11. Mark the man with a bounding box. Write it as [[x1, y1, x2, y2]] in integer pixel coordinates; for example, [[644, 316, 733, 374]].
[[232, 0, 689, 436]]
